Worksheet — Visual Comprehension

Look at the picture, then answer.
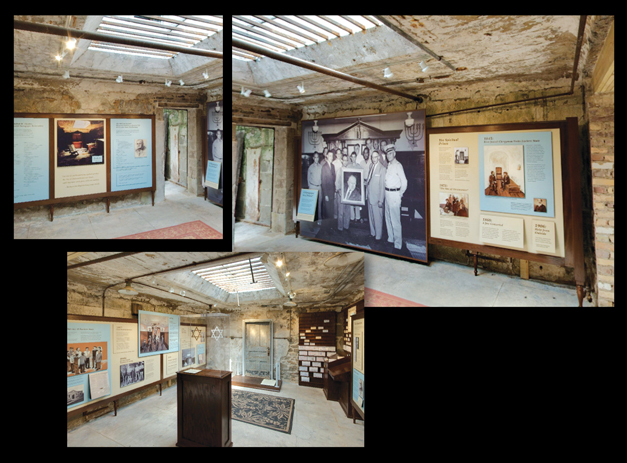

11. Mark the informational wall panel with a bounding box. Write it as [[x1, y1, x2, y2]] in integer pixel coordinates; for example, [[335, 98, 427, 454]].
[[14, 118, 50, 203], [428, 127, 565, 258], [110, 118, 153, 191]]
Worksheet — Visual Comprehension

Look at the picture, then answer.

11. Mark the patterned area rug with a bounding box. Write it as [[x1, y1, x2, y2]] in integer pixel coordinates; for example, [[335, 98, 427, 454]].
[[232, 390, 295, 434], [114, 220, 222, 239], [365, 287, 427, 307]]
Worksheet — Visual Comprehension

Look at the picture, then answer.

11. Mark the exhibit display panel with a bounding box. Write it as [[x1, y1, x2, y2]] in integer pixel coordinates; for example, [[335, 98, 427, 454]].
[[351, 312, 364, 421], [298, 110, 428, 263], [428, 127, 565, 257], [204, 100, 223, 206], [427, 118, 586, 305], [137, 310, 180, 358], [67, 318, 163, 412], [14, 113, 156, 220], [14, 118, 50, 203]]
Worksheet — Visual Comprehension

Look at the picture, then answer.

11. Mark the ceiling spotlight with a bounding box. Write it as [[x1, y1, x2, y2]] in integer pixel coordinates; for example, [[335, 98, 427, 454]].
[[383, 67, 393, 78], [241, 87, 252, 97], [165, 79, 172, 87], [63, 71, 70, 79], [66, 38, 77, 50], [297, 83, 305, 94], [263, 89, 272, 98], [116, 75, 123, 83], [118, 280, 138, 296], [55, 54, 63, 62], [202, 70, 209, 80], [419, 60, 429, 72], [179, 79, 185, 86], [275, 259, 283, 267]]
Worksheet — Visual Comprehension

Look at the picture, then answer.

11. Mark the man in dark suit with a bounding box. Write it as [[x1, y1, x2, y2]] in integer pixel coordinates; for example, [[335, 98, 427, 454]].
[[321, 149, 336, 220], [366, 151, 386, 240], [344, 175, 361, 202]]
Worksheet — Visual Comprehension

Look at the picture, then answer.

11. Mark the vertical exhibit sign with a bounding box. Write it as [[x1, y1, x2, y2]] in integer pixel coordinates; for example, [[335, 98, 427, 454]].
[[54, 118, 107, 199], [14, 117, 50, 203], [205, 100, 223, 205], [137, 310, 180, 358], [67, 322, 112, 408], [110, 118, 153, 191], [352, 315, 364, 415], [299, 110, 428, 262]]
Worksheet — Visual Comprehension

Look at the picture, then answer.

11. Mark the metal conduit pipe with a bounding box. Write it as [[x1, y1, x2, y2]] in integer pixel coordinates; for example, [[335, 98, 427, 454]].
[[232, 37, 422, 102], [14, 19, 223, 59]]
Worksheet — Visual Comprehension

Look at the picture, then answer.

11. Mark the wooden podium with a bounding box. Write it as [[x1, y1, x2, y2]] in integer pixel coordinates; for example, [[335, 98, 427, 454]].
[[176, 369, 233, 447]]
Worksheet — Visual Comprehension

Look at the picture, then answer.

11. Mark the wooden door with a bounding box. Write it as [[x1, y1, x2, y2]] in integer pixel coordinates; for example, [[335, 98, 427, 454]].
[[244, 321, 271, 377]]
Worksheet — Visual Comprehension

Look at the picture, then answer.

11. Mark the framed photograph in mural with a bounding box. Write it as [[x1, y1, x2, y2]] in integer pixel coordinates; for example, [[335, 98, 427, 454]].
[[205, 100, 223, 206], [298, 110, 428, 263], [138, 310, 180, 358]]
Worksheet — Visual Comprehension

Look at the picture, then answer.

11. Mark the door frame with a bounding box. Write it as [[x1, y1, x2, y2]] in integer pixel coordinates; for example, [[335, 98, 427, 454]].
[[242, 319, 274, 380]]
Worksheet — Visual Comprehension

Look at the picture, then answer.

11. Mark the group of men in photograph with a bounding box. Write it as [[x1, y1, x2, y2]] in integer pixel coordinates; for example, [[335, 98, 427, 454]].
[[67, 346, 104, 375], [307, 142, 408, 249]]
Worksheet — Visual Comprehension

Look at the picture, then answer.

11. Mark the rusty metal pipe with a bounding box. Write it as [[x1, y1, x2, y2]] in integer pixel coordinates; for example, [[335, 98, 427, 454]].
[[14, 19, 223, 59], [232, 37, 422, 102]]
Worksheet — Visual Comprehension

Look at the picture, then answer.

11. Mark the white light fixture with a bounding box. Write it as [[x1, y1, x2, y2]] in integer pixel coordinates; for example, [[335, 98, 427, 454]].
[[419, 60, 429, 72], [241, 86, 252, 97], [116, 75, 123, 83], [165, 79, 172, 87], [63, 71, 70, 79], [312, 120, 319, 133], [263, 89, 272, 98], [179, 79, 185, 86], [55, 54, 63, 62], [118, 280, 138, 296], [202, 70, 209, 80], [404, 112, 414, 128], [297, 83, 305, 94], [66, 38, 77, 50], [215, 101, 221, 112], [383, 67, 393, 78]]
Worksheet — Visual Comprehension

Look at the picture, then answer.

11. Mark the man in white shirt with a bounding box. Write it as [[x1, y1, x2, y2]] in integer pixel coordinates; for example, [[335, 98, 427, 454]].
[[384, 144, 407, 250]]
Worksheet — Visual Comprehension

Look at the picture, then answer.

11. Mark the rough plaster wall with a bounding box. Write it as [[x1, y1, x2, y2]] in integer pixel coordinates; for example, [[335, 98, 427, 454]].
[[14, 76, 209, 221]]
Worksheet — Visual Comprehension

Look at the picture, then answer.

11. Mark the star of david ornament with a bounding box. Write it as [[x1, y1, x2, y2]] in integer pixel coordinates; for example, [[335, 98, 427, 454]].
[[211, 326, 223, 340], [191, 327, 202, 341]]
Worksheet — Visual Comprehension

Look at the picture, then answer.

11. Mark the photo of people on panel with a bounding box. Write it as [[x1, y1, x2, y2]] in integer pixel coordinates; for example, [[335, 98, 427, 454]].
[[300, 111, 427, 262]]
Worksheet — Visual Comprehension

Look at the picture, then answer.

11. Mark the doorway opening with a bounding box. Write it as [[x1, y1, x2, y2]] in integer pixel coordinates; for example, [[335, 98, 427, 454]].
[[164, 109, 188, 191], [235, 126, 274, 227]]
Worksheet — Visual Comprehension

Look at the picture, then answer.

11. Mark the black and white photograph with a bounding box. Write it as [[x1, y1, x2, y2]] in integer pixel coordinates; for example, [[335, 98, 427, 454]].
[[120, 361, 144, 388], [182, 347, 196, 367], [455, 147, 469, 164], [299, 110, 428, 262], [205, 100, 223, 205]]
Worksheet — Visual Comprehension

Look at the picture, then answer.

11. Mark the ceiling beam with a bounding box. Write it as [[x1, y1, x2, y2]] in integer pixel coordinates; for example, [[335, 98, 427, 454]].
[[14, 19, 223, 59], [232, 37, 422, 102]]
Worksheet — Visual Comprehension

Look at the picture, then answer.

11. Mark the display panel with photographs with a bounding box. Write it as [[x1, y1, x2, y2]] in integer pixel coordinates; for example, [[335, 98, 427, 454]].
[[205, 100, 223, 205], [138, 310, 180, 357], [299, 110, 428, 263]]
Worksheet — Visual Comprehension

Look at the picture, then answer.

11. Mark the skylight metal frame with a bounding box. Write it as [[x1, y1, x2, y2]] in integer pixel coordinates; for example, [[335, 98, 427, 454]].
[[192, 257, 276, 294], [232, 15, 381, 61], [89, 15, 223, 59]]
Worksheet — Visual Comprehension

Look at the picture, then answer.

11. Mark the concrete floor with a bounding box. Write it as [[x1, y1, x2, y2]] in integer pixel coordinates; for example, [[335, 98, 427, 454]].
[[66, 380, 364, 447], [14, 182, 223, 239], [234, 222, 592, 307]]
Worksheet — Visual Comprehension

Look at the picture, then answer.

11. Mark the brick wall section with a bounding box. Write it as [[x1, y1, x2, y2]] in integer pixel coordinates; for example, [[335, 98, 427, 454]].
[[587, 93, 614, 306]]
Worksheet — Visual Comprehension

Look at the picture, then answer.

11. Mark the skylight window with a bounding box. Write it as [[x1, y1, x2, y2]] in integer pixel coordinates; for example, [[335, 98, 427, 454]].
[[192, 257, 276, 293], [89, 15, 223, 59], [232, 15, 381, 61]]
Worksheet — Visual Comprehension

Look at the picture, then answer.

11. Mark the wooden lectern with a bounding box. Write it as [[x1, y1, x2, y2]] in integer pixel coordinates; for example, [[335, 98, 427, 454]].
[[176, 369, 233, 447]]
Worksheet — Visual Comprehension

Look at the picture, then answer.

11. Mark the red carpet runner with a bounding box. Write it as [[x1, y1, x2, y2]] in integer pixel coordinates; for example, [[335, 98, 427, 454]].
[[364, 287, 427, 307], [114, 220, 222, 239]]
